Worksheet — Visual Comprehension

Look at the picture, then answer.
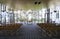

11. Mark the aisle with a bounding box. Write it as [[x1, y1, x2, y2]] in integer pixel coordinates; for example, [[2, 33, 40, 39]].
[[19, 24, 42, 39]]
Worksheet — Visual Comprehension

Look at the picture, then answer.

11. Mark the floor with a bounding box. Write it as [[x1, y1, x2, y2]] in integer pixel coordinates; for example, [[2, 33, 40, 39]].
[[0, 24, 58, 39]]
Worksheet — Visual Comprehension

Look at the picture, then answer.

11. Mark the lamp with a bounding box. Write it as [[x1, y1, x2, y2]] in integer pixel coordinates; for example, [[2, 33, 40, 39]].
[[38, 2, 41, 4], [34, 2, 37, 4]]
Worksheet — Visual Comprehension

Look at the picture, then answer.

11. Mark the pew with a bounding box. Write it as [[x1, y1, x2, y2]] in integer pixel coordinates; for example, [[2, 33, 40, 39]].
[[37, 23, 60, 37], [0, 23, 23, 36], [0, 23, 22, 30]]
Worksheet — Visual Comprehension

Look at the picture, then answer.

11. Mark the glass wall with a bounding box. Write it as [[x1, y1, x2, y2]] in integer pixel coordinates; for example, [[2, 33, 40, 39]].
[[0, 3, 60, 25], [13, 9, 47, 24], [50, 5, 60, 24], [0, 3, 15, 25], [0, 3, 47, 24]]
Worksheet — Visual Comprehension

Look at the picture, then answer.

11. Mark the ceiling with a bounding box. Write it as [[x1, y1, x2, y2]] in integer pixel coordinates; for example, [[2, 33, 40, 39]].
[[0, 0, 50, 10]]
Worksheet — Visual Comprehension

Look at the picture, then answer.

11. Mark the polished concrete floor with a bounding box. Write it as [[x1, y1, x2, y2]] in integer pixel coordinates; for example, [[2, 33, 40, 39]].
[[0, 24, 58, 39]]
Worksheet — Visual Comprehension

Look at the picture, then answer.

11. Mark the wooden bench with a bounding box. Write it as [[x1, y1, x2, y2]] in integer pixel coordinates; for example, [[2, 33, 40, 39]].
[[0, 23, 23, 36], [37, 23, 60, 37], [0, 23, 22, 30]]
